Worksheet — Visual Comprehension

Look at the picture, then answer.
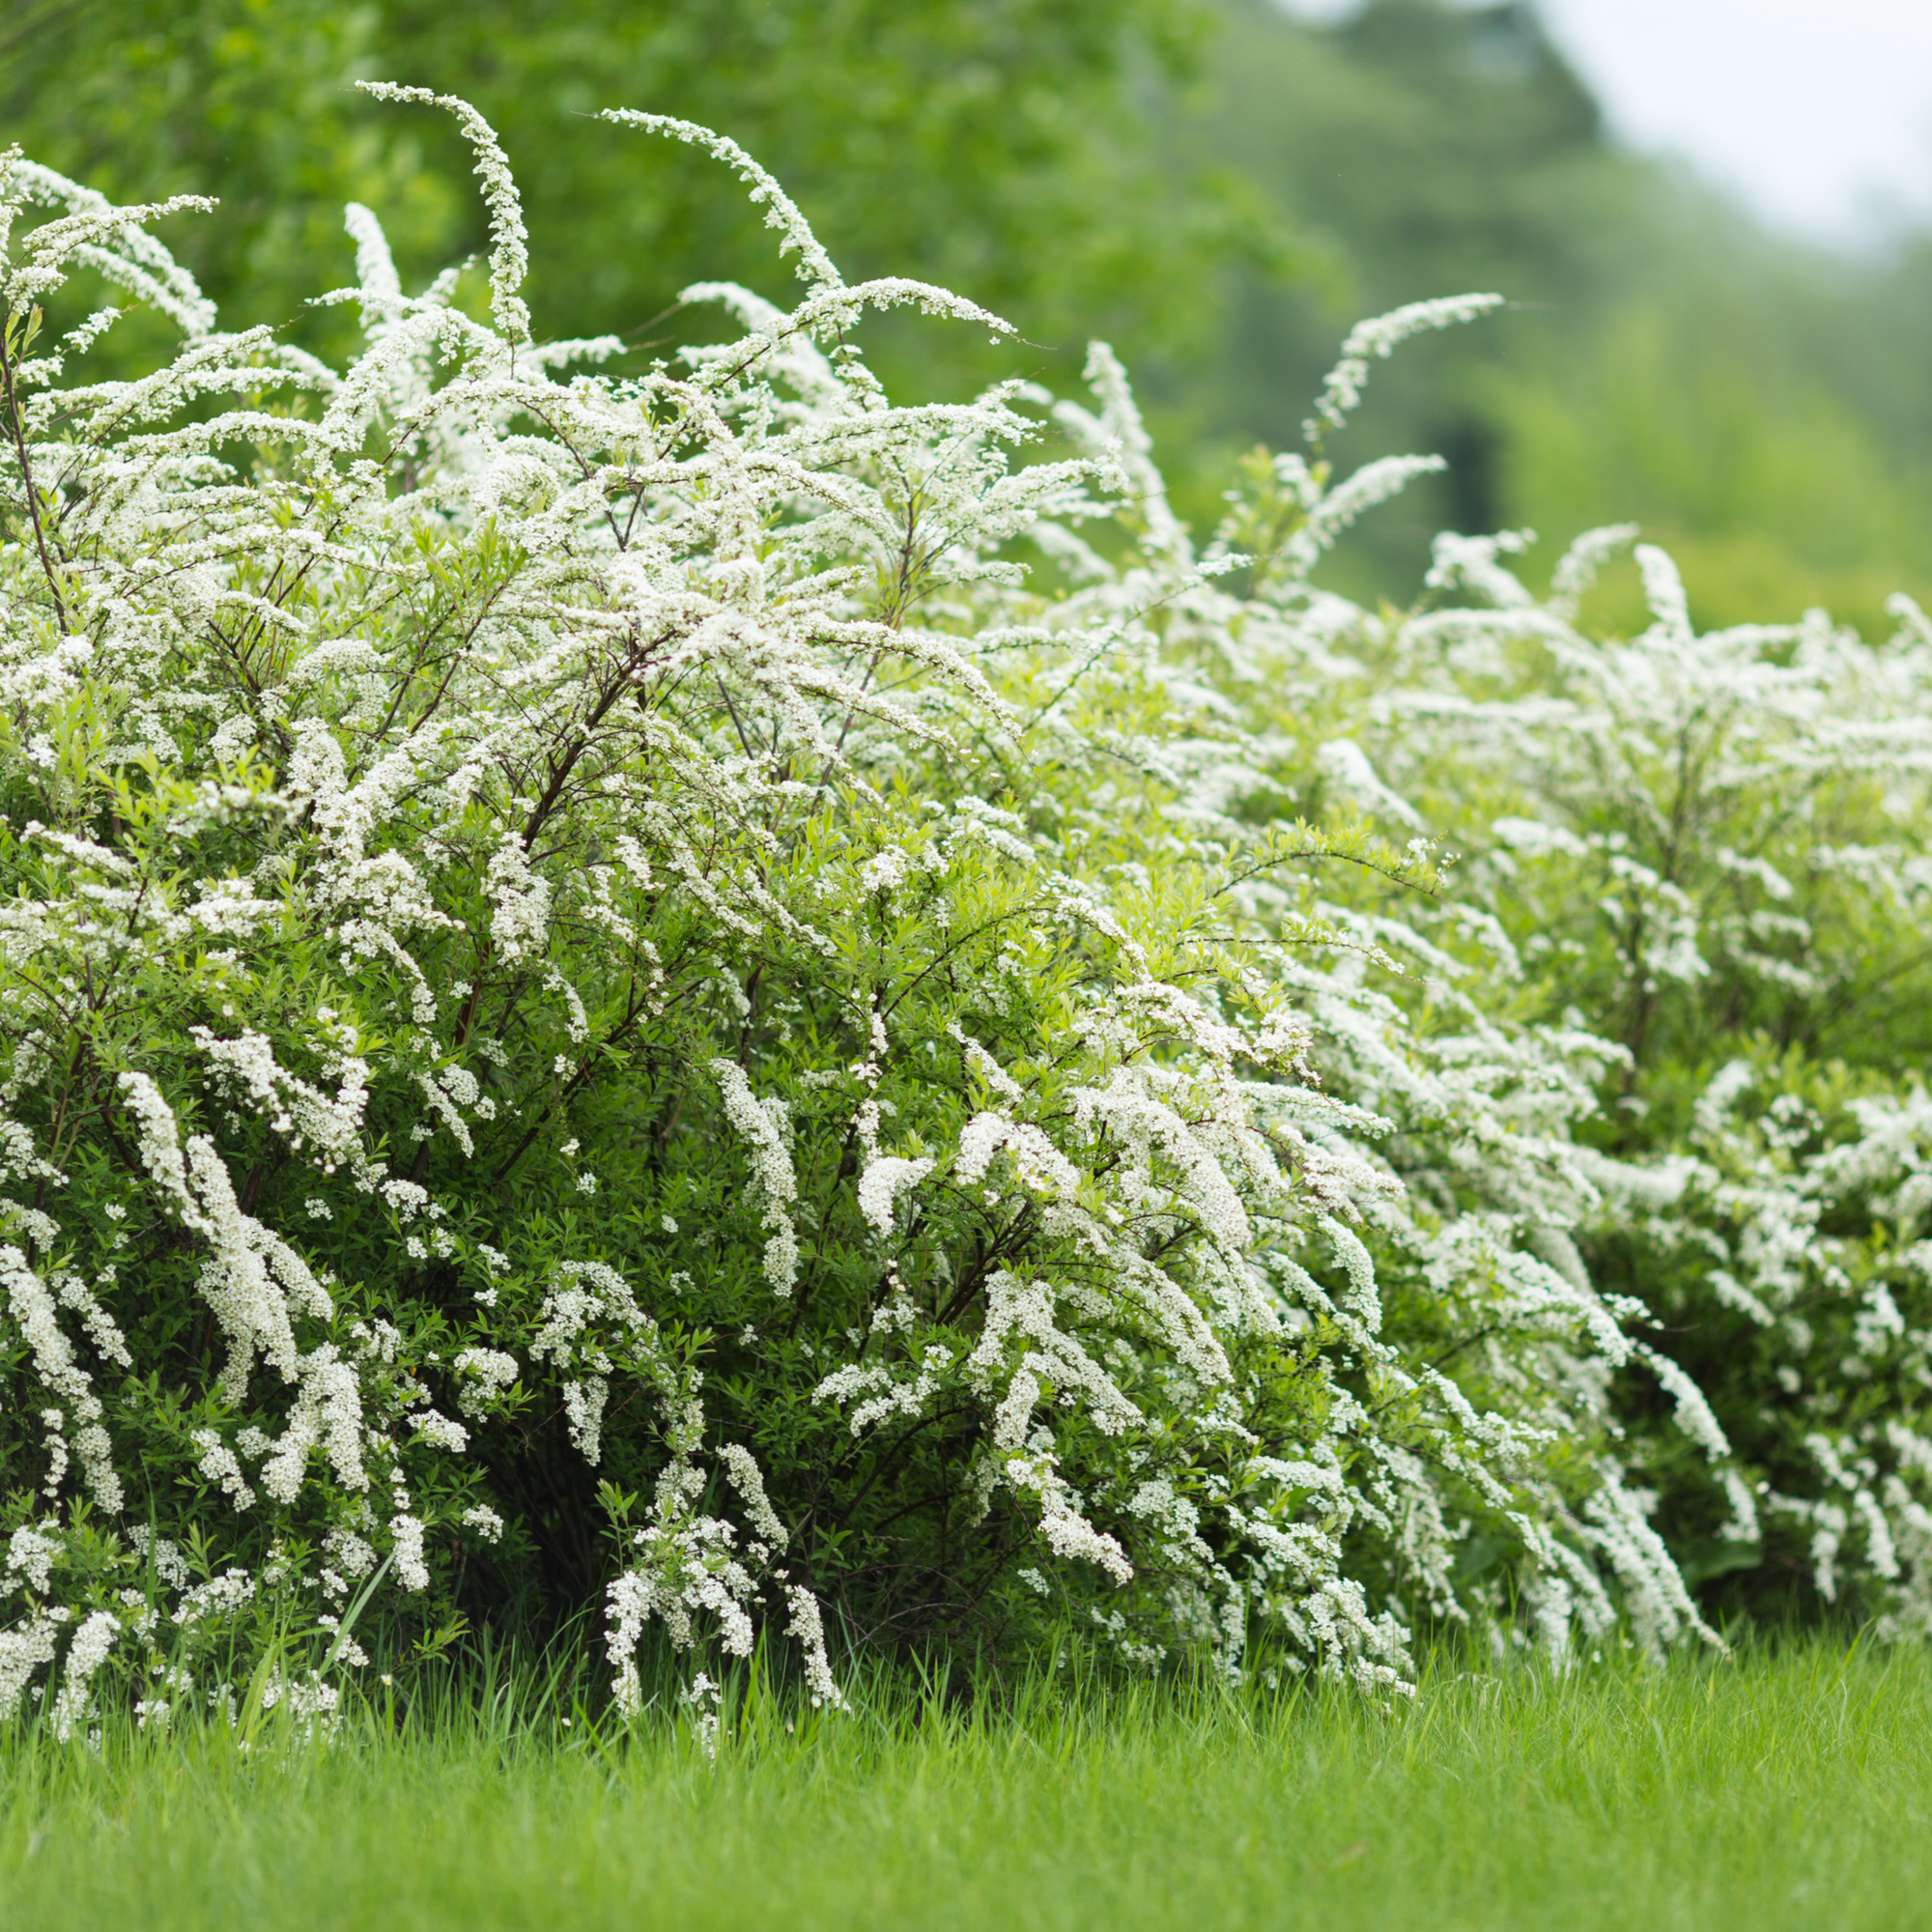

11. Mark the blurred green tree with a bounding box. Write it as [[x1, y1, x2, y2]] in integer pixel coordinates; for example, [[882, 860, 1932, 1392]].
[[1164, 0, 1932, 633], [0, 0, 1281, 392]]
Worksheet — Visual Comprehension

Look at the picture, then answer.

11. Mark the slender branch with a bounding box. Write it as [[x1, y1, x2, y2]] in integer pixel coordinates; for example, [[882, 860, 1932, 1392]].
[[1, 321, 72, 633]]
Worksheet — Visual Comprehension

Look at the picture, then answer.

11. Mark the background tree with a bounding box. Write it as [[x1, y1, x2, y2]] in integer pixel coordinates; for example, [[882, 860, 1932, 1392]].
[[1160, 0, 1932, 633], [0, 0, 1275, 394]]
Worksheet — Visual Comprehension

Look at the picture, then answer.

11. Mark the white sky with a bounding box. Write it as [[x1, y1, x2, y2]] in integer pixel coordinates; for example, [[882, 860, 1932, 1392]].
[[1277, 0, 1932, 249]]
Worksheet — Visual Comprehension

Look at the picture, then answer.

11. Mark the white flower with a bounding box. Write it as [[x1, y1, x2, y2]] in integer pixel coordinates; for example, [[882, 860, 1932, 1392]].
[[461, 1505, 504, 1544], [856, 1154, 933, 1239]]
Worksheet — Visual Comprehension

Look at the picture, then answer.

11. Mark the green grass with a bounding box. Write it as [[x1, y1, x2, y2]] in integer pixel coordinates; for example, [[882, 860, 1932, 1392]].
[[3, 1636, 1930, 1930]]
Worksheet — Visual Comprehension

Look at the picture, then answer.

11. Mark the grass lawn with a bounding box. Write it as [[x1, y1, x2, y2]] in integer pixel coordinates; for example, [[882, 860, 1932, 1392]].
[[2, 1635, 1928, 1930]]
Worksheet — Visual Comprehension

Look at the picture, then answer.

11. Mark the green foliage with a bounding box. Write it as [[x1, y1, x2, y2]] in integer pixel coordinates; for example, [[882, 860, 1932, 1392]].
[[11, 9, 1932, 1726], [0, 0, 1269, 394], [10, 111, 1707, 1723]]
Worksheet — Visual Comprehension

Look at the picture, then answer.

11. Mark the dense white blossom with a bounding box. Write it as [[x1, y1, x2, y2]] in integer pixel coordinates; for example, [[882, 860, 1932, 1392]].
[[3, 99, 1908, 1722]]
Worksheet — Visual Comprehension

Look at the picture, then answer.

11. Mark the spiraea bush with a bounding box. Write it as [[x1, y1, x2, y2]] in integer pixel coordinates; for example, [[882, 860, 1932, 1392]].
[[2, 88, 1926, 1739], [1321, 552, 1932, 1626]]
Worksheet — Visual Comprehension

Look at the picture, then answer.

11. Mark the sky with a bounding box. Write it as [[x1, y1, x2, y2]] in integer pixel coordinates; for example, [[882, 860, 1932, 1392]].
[[1278, 0, 1932, 249]]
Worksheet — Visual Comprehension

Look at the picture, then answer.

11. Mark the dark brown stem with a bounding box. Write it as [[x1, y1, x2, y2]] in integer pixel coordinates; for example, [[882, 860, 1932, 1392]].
[[1, 323, 72, 633]]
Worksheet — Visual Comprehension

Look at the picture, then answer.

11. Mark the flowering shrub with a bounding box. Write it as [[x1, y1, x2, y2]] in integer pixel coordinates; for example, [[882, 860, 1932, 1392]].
[[1315, 558, 1932, 1628], [2, 90, 1916, 1735]]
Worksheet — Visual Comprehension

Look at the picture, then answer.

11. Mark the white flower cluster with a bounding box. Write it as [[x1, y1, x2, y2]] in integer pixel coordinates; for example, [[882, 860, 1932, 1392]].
[[7, 98, 1914, 1723]]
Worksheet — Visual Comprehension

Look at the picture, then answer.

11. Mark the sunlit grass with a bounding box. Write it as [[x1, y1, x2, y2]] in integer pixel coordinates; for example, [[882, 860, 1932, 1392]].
[[1, 1633, 1927, 1930]]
